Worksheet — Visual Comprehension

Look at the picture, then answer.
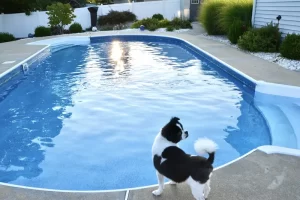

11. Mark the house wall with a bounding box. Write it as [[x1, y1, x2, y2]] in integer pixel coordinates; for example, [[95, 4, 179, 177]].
[[1, 0, 181, 38], [252, 0, 300, 37]]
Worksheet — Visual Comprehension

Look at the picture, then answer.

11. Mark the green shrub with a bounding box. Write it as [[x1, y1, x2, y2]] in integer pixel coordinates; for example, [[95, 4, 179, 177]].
[[131, 20, 143, 29], [34, 26, 51, 37], [131, 17, 191, 30], [166, 26, 174, 32], [238, 22, 281, 52], [100, 25, 114, 31], [227, 19, 248, 44], [122, 11, 137, 22], [0, 32, 15, 43], [69, 22, 83, 33], [219, 0, 252, 34], [152, 14, 164, 21], [199, 0, 226, 35], [280, 33, 300, 60], [171, 17, 192, 29], [131, 18, 159, 29], [98, 10, 136, 26], [158, 19, 170, 28], [148, 24, 158, 31]]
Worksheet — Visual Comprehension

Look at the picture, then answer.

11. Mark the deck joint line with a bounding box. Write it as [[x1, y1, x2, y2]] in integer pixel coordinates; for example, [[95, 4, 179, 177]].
[[2, 61, 16, 64], [125, 190, 130, 200]]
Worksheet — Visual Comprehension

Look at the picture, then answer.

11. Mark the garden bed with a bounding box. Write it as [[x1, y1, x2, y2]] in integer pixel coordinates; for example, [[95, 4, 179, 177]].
[[201, 33, 300, 71], [96, 28, 191, 33]]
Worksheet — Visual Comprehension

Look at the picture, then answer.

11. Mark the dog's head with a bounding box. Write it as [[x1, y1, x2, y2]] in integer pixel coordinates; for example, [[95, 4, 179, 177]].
[[161, 117, 188, 143]]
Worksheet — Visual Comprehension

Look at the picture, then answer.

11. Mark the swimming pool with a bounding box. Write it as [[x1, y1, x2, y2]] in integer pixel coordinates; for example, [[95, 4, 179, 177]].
[[0, 36, 271, 190]]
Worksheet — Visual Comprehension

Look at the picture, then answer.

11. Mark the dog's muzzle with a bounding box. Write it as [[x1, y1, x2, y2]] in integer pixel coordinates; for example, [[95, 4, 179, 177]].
[[182, 131, 189, 139]]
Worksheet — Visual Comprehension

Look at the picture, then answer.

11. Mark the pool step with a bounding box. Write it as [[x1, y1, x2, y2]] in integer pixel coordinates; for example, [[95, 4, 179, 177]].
[[277, 103, 300, 148], [256, 103, 297, 149], [51, 44, 77, 53]]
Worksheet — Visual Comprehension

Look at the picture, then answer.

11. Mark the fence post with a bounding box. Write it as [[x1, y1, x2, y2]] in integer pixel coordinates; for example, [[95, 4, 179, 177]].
[[162, 0, 166, 19], [131, 1, 135, 15], [98, 5, 102, 16], [36, 10, 41, 27]]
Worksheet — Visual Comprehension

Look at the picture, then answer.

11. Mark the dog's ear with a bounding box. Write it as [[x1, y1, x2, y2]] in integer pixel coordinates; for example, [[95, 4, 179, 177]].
[[170, 117, 180, 124]]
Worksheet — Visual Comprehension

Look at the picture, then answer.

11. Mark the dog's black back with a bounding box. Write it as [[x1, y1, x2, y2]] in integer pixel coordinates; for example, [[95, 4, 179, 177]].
[[154, 146, 213, 184]]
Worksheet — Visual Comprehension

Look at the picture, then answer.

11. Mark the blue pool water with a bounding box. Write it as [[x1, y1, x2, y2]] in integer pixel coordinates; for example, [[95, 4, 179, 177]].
[[0, 40, 271, 190]]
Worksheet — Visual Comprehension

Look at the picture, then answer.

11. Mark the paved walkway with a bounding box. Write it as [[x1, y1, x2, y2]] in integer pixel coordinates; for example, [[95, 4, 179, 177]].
[[1, 150, 300, 200]]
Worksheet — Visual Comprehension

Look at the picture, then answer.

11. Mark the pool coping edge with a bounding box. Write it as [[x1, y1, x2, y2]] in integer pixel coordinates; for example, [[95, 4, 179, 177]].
[[0, 145, 300, 193]]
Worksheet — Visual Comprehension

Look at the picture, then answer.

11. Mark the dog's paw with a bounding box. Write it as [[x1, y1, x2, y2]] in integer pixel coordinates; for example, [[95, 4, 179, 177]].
[[168, 180, 177, 185], [152, 189, 163, 196]]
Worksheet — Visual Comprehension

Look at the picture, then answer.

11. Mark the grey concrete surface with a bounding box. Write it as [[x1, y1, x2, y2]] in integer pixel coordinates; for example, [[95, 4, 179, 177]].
[[0, 150, 299, 200], [127, 151, 300, 200], [209, 150, 300, 200], [0, 185, 126, 200], [0, 39, 47, 74], [128, 184, 193, 200]]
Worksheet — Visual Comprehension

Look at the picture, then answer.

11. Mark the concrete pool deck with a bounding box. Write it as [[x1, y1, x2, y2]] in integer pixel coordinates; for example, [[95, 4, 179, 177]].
[[1, 150, 300, 200], [1, 23, 300, 199]]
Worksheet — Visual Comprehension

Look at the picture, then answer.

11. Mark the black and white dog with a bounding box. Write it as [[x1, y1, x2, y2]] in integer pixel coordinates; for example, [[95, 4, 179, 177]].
[[152, 117, 218, 200]]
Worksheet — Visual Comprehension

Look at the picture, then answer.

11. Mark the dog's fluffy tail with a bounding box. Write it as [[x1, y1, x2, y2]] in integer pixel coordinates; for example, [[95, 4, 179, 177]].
[[194, 138, 218, 164]]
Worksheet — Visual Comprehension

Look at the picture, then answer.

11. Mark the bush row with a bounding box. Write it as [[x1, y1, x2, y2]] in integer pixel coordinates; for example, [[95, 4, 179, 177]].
[[0, 32, 15, 43], [237, 22, 281, 52], [0, 21, 83, 43], [131, 14, 192, 31], [34, 22, 83, 37], [199, 0, 252, 43], [280, 33, 300, 60], [98, 10, 137, 26], [237, 21, 300, 60], [199, 0, 300, 60], [97, 11, 191, 32]]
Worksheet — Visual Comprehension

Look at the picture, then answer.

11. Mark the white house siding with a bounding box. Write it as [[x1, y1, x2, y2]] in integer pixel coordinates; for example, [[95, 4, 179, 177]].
[[252, 0, 300, 37]]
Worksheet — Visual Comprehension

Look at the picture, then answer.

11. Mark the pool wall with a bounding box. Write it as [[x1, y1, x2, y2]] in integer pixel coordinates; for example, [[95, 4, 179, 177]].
[[0, 46, 50, 102], [0, 34, 300, 192]]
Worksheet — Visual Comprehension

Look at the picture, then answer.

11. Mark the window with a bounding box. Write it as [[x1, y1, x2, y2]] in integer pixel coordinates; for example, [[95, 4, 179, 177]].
[[191, 0, 200, 4]]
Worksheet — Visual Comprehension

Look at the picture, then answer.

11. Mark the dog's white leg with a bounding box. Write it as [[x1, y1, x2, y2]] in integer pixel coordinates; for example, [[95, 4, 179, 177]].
[[186, 177, 205, 200], [168, 180, 177, 185], [152, 171, 165, 196], [191, 183, 205, 200], [203, 179, 211, 199]]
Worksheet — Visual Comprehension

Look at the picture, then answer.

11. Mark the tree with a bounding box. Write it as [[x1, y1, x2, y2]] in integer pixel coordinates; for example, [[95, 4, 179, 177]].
[[59, 0, 87, 8], [0, 0, 35, 14], [0, 0, 86, 14], [46, 3, 76, 34], [86, 0, 114, 5]]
